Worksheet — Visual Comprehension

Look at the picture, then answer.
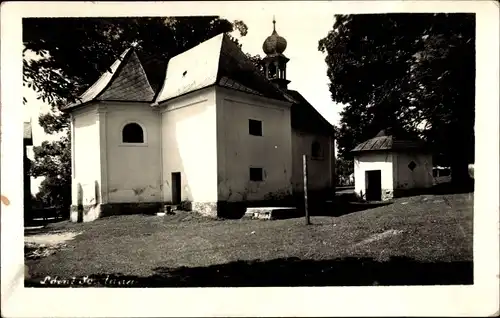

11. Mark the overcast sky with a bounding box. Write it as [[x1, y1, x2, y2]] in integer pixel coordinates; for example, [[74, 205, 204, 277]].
[[24, 13, 343, 194]]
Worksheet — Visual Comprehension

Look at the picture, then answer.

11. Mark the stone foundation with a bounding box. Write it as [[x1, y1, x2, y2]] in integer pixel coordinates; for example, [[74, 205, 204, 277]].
[[382, 189, 394, 201], [70, 202, 163, 223], [101, 202, 163, 217], [354, 189, 394, 202], [216, 201, 247, 219], [70, 198, 302, 222], [193, 200, 297, 219], [70, 204, 102, 223], [191, 202, 218, 218]]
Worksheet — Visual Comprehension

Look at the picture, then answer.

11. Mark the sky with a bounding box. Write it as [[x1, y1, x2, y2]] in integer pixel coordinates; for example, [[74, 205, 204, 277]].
[[24, 13, 343, 194]]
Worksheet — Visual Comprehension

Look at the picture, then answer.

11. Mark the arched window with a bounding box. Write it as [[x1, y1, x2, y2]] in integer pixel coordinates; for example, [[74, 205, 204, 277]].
[[122, 123, 144, 143], [311, 141, 322, 159]]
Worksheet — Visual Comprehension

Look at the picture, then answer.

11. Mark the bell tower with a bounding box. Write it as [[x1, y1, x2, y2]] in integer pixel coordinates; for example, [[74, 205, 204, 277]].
[[262, 17, 290, 90]]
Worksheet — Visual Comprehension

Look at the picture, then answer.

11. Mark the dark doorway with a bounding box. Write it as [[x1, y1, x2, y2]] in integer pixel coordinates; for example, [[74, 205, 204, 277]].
[[365, 170, 382, 201], [171, 172, 181, 204]]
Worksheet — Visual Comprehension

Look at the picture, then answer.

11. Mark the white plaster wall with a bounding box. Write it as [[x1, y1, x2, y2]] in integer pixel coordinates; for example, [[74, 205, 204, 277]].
[[393, 152, 433, 190], [354, 152, 393, 198], [160, 87, 218, 203], [105, 102, 162, 203], [216, 87, 293, 202], [71, 105, 101, 206], [291, 130, 334, 193]]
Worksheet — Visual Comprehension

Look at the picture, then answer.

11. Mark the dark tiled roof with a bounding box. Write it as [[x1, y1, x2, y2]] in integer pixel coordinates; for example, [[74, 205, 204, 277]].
[[217, 35, 289, 102], [219, 76, 263, 96], [63, 48, 155, 110], [97, 50, 155, 101], [64, 33, 317, 119], [286, 90, 335, 136], [352, 129, 425, 153]]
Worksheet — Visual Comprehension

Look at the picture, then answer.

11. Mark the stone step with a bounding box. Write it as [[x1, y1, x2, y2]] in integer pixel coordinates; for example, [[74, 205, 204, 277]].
[[244, 207, 297, 220]]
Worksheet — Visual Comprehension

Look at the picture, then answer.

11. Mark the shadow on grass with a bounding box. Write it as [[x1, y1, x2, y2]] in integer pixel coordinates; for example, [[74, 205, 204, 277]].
[[25, 256, 472, 288], [395, 181, 474, 199], [269, 193, 393, 219]]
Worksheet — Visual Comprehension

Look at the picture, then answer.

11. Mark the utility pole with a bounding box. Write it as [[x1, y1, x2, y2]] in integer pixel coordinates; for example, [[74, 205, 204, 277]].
[[303, 154, 311, 225]]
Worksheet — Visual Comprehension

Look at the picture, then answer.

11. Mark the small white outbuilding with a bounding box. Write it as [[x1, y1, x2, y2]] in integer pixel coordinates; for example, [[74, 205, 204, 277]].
[[351, 129, 433, 201]]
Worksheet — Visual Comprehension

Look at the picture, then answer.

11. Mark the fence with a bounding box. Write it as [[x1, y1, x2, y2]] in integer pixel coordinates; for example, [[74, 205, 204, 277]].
[[26, 206, 66, 224]]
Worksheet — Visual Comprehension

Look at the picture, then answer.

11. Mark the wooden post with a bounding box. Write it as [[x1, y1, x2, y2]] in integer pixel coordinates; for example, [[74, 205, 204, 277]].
[[303, 154, 311, 225]]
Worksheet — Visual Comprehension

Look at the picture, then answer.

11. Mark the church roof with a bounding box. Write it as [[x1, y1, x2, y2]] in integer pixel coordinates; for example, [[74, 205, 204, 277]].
[[286, 90, 335, 136], [62, 48, 155, 110], [351, 128, 426, 153], [63, 34, 299, 111], [155, 33, 290, 104]]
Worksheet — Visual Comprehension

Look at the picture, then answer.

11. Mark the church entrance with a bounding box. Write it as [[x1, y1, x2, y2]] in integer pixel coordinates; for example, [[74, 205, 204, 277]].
[[365, 170, 382, 201], [171, 172, 182, 205]]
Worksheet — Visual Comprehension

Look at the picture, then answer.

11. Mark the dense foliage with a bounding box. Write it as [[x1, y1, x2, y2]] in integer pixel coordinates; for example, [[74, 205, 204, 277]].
[[319, 13, 475, 183]]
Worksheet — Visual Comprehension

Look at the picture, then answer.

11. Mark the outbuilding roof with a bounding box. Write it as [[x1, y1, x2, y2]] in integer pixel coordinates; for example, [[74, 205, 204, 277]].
[[351, 129, 426, 153]]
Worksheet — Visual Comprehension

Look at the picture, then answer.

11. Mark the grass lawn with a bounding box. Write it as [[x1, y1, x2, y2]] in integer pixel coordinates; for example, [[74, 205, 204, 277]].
[[25, 192, 473, 287]]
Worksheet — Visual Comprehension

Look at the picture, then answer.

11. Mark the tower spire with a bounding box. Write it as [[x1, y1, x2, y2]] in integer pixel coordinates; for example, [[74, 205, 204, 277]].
[[262, 14, 290, 89]]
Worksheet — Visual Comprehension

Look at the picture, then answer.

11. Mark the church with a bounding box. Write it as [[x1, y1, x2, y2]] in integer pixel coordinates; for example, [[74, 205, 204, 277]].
[[62, 20, 336, 222]]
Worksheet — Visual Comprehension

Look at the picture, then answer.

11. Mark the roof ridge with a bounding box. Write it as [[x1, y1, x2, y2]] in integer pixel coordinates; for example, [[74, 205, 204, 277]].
[[94, 48, 136, 100], [63, 47, 131, 110]]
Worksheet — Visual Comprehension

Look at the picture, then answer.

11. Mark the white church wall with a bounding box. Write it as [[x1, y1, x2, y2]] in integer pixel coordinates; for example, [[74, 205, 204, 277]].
[[160, 87, 218, 210], [215, 87, 293, 202], [393, 152, 433, 191], [291, 130, 334, 194], [71, 105, 101, 208], [354, 152, 393, 200], [104, 102, 162, 203]]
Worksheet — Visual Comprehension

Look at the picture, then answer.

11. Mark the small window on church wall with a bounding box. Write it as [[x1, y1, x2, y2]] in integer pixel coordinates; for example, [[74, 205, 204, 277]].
[[250, 167, 263, 182], [249, 119, 263, 136], [122, 123, 144, 143], [311, 141, 323, 159]]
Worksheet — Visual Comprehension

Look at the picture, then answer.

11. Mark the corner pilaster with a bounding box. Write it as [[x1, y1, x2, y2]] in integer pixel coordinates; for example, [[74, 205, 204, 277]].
[[96, 105, 109, 204]]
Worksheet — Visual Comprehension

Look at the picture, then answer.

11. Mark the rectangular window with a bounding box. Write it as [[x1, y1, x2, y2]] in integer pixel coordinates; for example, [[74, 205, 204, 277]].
[[249, 119, 262, 136], [250, 167, 263, 181]]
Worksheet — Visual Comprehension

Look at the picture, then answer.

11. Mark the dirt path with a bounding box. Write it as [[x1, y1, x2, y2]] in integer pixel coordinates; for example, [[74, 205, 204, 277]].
[[25, 231, 82, 245], [25, 230, 82, 260]]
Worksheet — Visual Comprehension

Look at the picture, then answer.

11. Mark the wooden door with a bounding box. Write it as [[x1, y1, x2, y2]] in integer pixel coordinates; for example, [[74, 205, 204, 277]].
[[365, 170, 382, 201], [171, 172, 181, 204]]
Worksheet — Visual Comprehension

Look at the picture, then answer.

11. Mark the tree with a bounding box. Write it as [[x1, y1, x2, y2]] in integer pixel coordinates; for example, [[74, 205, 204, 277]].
[[335, 158, 354, 186], [318, 13, 475, 184], [24, 17, 250, 208], [246, 53, 265, 74]]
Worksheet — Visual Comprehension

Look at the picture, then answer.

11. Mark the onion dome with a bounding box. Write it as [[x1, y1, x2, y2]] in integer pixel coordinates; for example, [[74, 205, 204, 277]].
[[262, 17, 287, 55]]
